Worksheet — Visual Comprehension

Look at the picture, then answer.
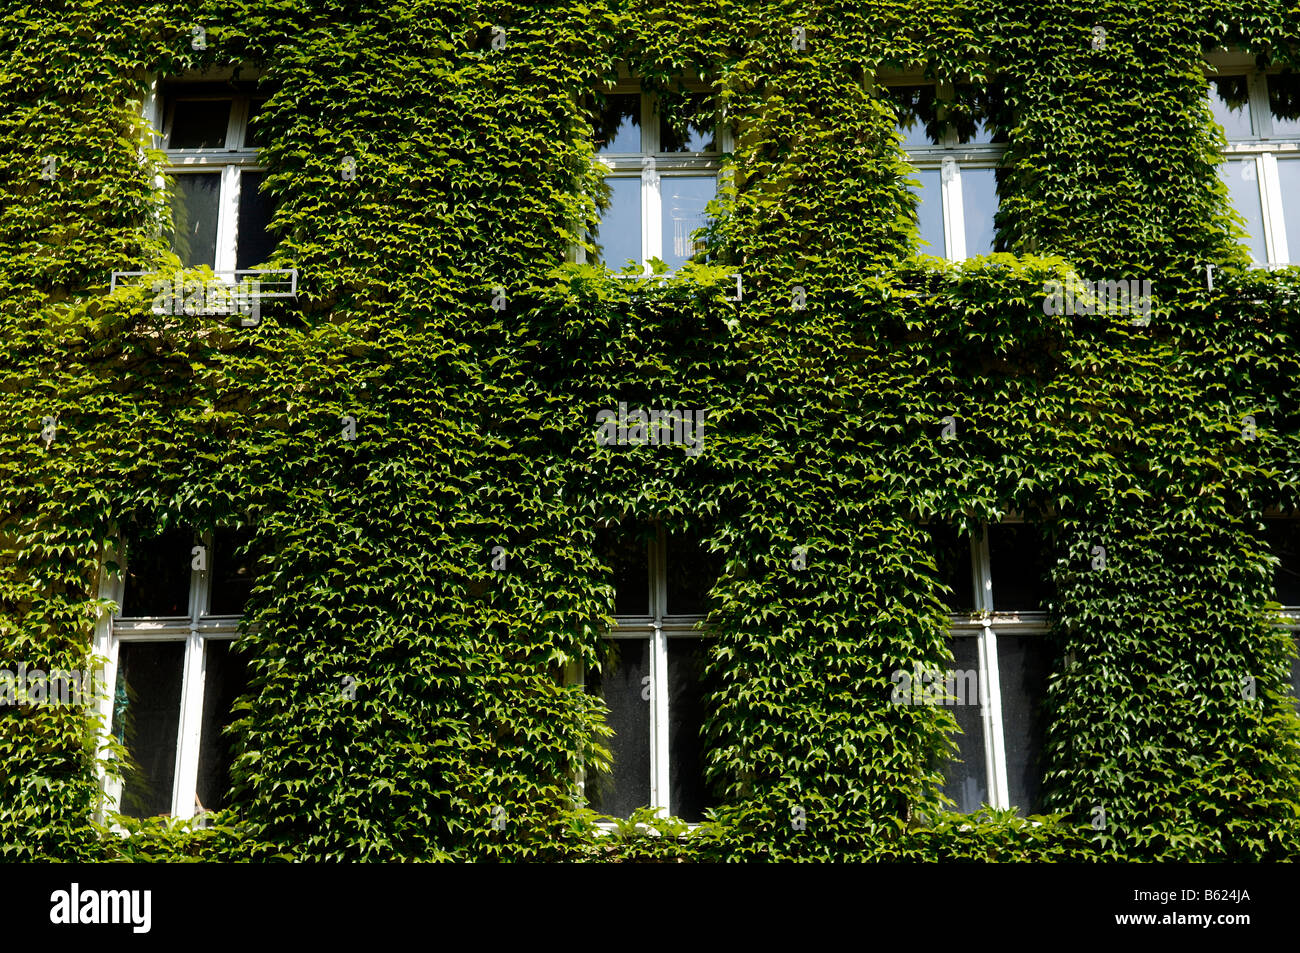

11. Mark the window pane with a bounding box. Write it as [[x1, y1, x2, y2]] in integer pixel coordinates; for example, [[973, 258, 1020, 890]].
[[195, 640, 250, 812], [1291, 638, 1299, 710], [661, 175, 714, 271], [961, 167, 998, 257], [952, 84, 1008, 145], [889, 85, 942, 148], [659, 97, 716, 153], [208, 527, 260, 616], [595, 93, 641, 153], [926, 525, 974, 612], [987, 524, 1052, 612], [941, 636, 987, 812], [1219, 158, 1267, 264], [114, 641, 185, 818], [997, 635, 1050, 813], [585, 638, 651, 818], [236, 171, 276, 270], [668, 638, 715, 820], [168, 99, 231, 149], [594, 522, 651, 616], [1264, 518, 1300, 605], [171, 173, 222, 269], [910, 168, 946, 257], [592, 176, 642, 269], [1274, 159, 1300, 264], [243, 97, 267, 148], [1267, 72, 1300, 138], [665, 533, 720, 616], [123, 528, 192, 617], [1209, 76, 1253, 139]]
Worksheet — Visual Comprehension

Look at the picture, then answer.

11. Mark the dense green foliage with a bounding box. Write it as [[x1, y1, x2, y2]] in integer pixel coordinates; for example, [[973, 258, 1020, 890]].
[[2, 0, 1300, 861]]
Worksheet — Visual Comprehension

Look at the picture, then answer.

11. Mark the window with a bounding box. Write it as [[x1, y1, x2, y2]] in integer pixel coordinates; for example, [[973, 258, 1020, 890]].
[[1260, 514, 1300, 706], [152, 79, 276, 273], [1208, 59, 1300, 266], [925, 520, 1053, 814], [588, 86, 726, 273], [92, 526, 259, 820], [889, 80, 1007, 260], [580, 521, 720, 820]]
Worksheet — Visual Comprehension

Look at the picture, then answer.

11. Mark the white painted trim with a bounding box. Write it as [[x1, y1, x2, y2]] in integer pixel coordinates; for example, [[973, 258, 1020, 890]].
[[591, 89, 722, 273], [161, 83, 266, 271], [587, 523, 709, 818], [102, 528, 247, 821], [1214, 68, 1300, 267], [894, 81, 1006, 261]]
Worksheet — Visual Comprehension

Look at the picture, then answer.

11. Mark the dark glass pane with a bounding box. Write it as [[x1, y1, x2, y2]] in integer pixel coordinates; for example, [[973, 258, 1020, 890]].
[[1268, 72, 1300, 138], [114, 641, 185, 818], [208, 527, 259, 616], [952, 84, 1009, 145], [665, 532, 720, 616], [910, 168, 945, 256], [592, 176, 642, 268], [1290, 638, 1299, 710], [170, 173, 222, 268], [661, 175, 714, 271], [997, 635, 1051, 813], [195, 640, 250, 812], [1210, 75, 1253, 139], [988, 524, 1052, 611], [235, 171, 276, 270], [1220, 158, 1267, 264], [962, 166, 998, 257], [168, 98, 231, 149], [889, 85, 942, 148], [668, 638, 715, 820], [926, 525, 974, 612], [659, 96, 716, 153], [1275, 159, 1300, 265], [243, 97, 267, 148], [1264, 519, 1300, 605], [585, 638, 651, 818], [595, 93, 641, 153], [940, 636, 987, 812], [594, 522, 651, 616], [123, 527, 192, 617]]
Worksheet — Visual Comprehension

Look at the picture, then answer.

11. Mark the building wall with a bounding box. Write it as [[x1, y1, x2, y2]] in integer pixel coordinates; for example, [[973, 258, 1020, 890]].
[[1, 0, 1299, 860]]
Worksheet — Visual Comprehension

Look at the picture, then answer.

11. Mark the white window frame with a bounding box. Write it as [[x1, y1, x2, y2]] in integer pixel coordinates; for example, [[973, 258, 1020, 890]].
[[147, 72, 267, 275], [573, 523, 710, 820], [588, 77, 732, 274], [91, 530, 245, 822], [1207, 53, 1300, 267], [944, 516, 1049, 811], [885, 74, 1006, 260]]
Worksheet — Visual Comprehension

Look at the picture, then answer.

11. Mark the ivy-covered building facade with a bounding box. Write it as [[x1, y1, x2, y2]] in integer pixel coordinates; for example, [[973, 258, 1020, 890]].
[[3, 1, 1300, 861]]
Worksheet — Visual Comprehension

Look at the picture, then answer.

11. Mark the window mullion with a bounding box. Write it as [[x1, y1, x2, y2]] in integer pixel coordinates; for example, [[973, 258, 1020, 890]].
[[979, 624, 1010, 810], [944, 162, 968, 262], [643, 93, 662, 271], [1259, 152, 1288, 265], [95, 545, 124, 820], [172, 533, 211, 819], [650, 526, 670, 814], [215, 164, 241, 274], [971, 532, 1010, 809]]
